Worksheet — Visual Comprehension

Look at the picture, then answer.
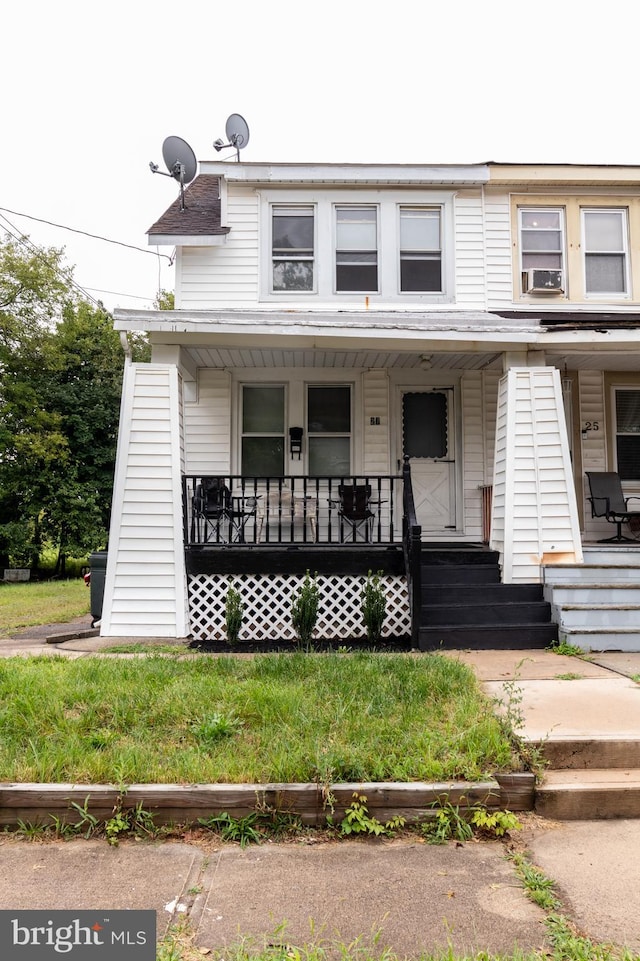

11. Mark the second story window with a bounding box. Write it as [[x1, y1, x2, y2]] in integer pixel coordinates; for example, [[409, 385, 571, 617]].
[[400, 207, 442, 291], [335, 206, 378, 292], [583, 208, 628, 295], [520, 208, 564, 273], [272, 206, 314, 291]]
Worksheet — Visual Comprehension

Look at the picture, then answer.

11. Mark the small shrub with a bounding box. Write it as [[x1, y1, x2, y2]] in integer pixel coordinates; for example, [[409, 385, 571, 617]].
[[224, 580, 244, 645], [291, 570, 320, 648], [361, 570, 386, 643]]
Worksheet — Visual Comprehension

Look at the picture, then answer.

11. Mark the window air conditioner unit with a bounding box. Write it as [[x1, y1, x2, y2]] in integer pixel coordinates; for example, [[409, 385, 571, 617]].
[[523, 268, 564, 293]]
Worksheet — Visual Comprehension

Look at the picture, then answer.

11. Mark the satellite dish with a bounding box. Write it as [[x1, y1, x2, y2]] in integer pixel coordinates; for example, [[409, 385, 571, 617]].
[[149, 135, 197, 210], [162, 136, 197, 184], [213, 114, 250, 160]]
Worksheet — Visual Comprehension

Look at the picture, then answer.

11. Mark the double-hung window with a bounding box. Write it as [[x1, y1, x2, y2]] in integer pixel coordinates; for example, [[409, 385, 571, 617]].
[[583, 208, 628, 295], [272, 206, 314, 291], [307, 385, 351, 476], [615, 389, 640, 481], [519, 207, 565, 273], [241, 385, 285, 476], [399, 207, 442, 292], [335, 206, 378, 292]]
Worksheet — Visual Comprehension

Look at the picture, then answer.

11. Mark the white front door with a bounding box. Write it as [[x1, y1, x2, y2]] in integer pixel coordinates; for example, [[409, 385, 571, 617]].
[[400, 389, 456, 533]]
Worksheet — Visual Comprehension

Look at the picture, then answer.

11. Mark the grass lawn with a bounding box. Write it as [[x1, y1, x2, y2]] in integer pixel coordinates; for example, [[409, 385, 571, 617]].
[[0, 579, 89, 634], [0, 652, 518, 784]]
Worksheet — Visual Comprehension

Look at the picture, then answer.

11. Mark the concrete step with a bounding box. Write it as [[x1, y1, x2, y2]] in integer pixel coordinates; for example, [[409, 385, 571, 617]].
[[545, 583, 640, 604], [544, 564, 640, 584], [533, 738, 640, 769], [536, 769, 640, 819], [582, 547, 640, 566], [557, 626, 640, 652], [557, 604, 640, 629]]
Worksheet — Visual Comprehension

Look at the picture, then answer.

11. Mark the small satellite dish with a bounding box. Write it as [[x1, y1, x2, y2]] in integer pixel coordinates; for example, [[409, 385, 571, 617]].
[[149, 135, 197, 211], [213, 114, 250, 161]]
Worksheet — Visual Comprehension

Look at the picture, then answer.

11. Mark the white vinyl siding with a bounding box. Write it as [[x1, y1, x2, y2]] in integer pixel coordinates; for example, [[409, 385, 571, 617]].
[[491, 367, 582, 582], [183, 369, 232, 475], [362, 369, 390, 474], [101, 365, 188, 637], [460, 369, 499, 541], [177, 186, 258, 307], [484, 197, 512, 307], [454, 191, 485, 305], [578, 369, 607, 540]]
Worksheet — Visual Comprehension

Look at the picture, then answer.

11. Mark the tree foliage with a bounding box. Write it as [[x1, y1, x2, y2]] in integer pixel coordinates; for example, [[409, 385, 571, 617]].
[[0, 235, 150, 572]]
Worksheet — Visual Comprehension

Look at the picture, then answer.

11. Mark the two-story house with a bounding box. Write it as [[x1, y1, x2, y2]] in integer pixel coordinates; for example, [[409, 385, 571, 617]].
[[100, 160, 640, 651]]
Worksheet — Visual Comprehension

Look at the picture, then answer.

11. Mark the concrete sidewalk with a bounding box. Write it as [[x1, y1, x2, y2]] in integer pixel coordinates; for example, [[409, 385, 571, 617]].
[[2, 623, 640, 955]]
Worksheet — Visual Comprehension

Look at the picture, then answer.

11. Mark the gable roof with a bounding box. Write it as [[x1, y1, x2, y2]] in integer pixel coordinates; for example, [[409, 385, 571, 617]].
[[147, 175, 230, 241]]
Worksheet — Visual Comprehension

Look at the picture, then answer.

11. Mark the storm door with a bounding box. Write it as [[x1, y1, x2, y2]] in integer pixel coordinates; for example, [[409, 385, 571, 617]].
[[401, 389, 456, 532]]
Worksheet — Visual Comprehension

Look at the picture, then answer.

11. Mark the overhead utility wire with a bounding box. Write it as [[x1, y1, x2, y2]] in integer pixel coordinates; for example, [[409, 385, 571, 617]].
[[0, 211, 103, 309], [0, 206, 173, 263]]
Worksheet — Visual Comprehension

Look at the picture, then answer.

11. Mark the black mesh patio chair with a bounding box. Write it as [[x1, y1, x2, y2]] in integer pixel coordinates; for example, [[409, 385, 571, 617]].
[[192, 477, 231, 542], [586, 471, 640, 543], [336, 484, 374, 541]]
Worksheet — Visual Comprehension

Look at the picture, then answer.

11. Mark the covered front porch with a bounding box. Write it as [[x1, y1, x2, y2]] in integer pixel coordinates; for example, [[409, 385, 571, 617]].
[[101, 308, 640, 643]]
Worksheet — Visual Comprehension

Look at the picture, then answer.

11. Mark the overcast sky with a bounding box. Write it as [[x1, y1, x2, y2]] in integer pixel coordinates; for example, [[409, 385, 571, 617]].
[[3, 0, 638, 313]]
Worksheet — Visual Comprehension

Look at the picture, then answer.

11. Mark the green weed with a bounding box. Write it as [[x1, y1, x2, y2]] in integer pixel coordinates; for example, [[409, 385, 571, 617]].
[[339, 792, 405, 838]]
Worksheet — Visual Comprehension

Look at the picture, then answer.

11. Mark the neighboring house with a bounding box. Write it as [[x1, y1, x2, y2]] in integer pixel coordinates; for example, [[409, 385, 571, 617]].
[[101, 160, 640, 651]]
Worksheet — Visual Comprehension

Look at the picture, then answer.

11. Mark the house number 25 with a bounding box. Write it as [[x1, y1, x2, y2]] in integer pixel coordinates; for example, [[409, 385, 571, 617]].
[[583, 421, 599, 431]]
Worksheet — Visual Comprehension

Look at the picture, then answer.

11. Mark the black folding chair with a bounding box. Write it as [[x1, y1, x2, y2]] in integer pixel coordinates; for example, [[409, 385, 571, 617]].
[[586, 471, 640, 543], [192, 477, 231, 542], [336, 484, 374, 542]]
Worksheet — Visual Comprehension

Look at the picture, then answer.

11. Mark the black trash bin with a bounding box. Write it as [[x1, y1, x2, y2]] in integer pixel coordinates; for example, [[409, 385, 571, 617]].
[[88, 551, 108, 626]]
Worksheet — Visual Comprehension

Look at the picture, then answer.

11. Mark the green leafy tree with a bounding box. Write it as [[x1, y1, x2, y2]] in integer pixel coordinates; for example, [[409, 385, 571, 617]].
[[0, 235, 149, 573]]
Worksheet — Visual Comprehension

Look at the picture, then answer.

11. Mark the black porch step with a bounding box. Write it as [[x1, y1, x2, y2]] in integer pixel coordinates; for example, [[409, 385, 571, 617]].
[[418, 622, 558, 650], [422, 601, 552, 626], [420, 547, 500, 566], [422, 564, 501, 585], [416, 545, 557, 650], [422, 583, 543, 604]]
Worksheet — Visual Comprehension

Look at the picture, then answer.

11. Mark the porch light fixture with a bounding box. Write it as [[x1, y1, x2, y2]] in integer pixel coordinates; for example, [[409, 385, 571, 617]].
[[289, 427, 303, 459], [420, 354, 433, 369]]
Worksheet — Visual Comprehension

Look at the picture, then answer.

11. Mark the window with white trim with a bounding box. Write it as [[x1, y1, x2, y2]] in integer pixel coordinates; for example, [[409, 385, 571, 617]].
[[335, 206, 378, 292], [307, 385, 351, 476], [399, 207, 442, 292], [519, 207, 565, 273], [615, 389, 640, 481], [241, 385, 285, 476], [272, 206, 314, 292], [583, 208, 628, 295]]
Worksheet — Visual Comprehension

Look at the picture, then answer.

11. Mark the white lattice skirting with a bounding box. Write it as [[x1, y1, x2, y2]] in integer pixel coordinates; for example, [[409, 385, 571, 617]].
[[188, 573, 411, 641]]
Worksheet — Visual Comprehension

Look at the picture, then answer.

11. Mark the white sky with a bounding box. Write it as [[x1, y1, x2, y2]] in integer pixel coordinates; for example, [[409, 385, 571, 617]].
[[3, 0, 639, 312]]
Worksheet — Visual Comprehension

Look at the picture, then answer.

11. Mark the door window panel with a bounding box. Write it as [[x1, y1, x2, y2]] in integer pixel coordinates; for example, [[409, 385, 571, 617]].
[[403, 392, 448, 459]]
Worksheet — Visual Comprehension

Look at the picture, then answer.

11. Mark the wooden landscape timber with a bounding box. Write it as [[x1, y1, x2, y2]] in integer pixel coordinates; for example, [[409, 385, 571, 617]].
[[0, 776, 536, 828]]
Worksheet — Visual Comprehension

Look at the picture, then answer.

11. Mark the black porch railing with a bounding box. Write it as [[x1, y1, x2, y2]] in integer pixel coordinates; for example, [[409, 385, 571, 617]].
[[182, 474, 405, 547], [401, 455, 422, 649]]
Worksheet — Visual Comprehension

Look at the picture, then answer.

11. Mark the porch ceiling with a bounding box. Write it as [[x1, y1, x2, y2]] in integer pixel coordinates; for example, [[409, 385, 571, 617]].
[[182, 346, 504, 370], [182, 346, 640, 372]]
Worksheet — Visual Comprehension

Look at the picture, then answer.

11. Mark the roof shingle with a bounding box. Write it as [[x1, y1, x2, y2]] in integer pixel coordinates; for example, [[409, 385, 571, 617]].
[[147, 175, 230, 237]]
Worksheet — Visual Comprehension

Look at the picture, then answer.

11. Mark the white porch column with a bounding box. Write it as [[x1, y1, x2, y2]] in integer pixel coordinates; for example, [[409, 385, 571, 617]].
[[490, 365, 583, 583], [101, 363, 188, 637]]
